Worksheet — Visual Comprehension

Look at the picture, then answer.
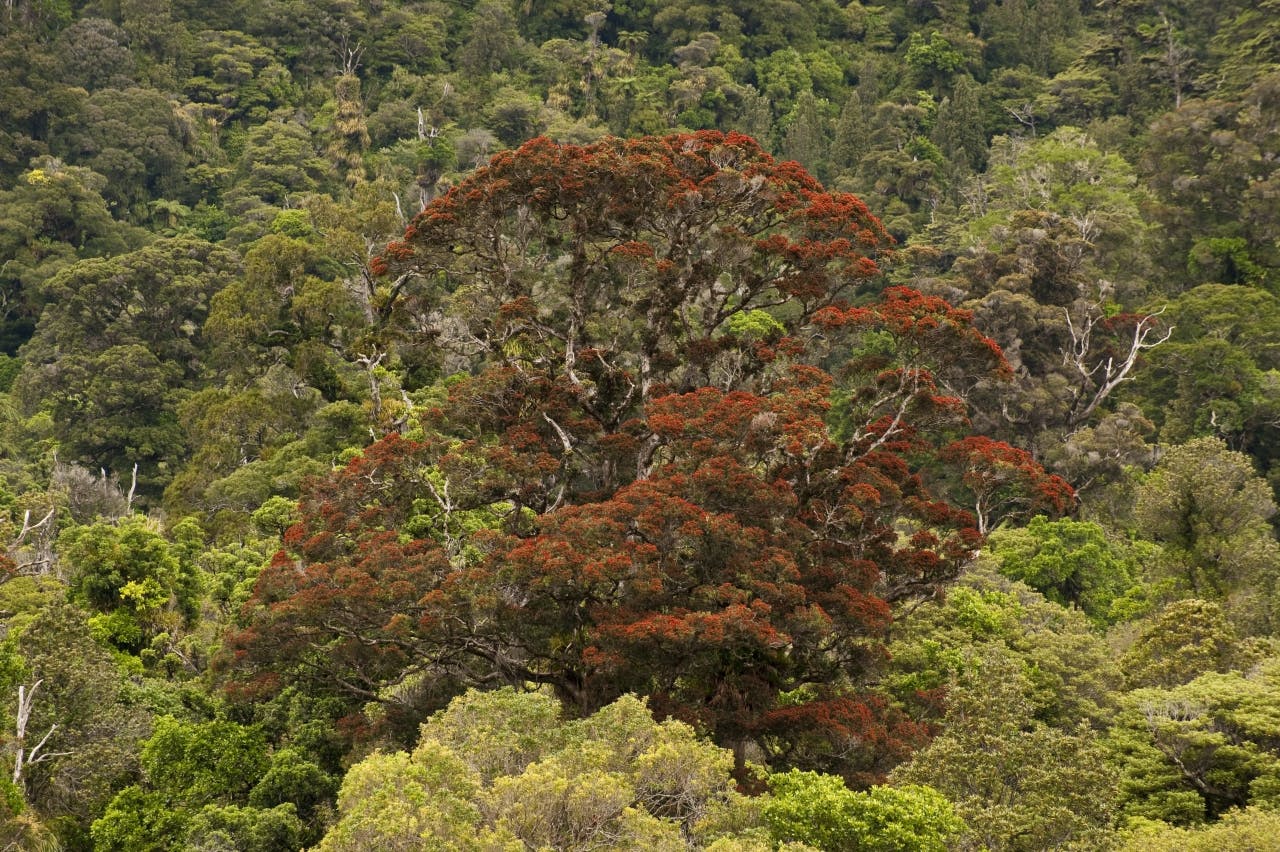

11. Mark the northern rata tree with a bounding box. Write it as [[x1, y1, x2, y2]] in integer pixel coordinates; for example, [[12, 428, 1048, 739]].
[[224, 132, 1057, 777], [940, 436, 1075, 533]]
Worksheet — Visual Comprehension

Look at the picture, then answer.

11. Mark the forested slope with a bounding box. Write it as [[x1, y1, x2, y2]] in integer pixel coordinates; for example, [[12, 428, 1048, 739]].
[[2, 0, 1280, 849]]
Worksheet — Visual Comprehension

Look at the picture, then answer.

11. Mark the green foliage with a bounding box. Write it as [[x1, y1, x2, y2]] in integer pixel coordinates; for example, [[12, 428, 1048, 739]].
[[184, 29, 296, 124], [887, 564, 1122, 728], [48, 87, 189, 219], [1117, 600, 1249, 690], [931, 75, 986, 174], [0, 158, 145, 353], [270, 208, 313, 239], [725, 309, 786, 342], [248, 747, 336, 821], [780, 92, 833, 183], [1134, 438, 1280, 624], [970, 128, 1150, 271], [891, 647, 1120, 851], [16, 237, 238, 492], [413, 686, 565, 785], [250, 495, 300, 538], [754, 48, 814, 104], [1123, 285, 1280, 481], [763, 771, 964, 851], [904, 32, 966, 83], [92, 786, 189, 852], [93, 715, 287, 849], [1109, 657, 1280, 824], [141, 716, 269, 805], [58, 515, 199, 653], [185, 803, 304, 852], [315, 748, 486, 851], [1141, 70, 1280, 291], [1189, 236, 1268, 287], [228, 120, 330, 209], [0, 773, 57, 849], [204, 232, 363, 377], [8, 599, 152, 846], [1120, 806, 1280, 851], [317, 690, 757, 850], [988, 516, 1147, 625], [902, 124, 1161, 482], [982, 0, 1082, 76]]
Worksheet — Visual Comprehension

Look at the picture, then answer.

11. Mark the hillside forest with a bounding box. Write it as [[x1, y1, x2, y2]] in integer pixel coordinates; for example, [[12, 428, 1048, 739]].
[[3, 0, 1280, 849]]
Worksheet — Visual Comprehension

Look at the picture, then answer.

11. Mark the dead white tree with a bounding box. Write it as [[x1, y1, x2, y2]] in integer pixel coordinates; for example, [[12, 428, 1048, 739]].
[[10, 508, 54, 552], [355, 348, 414, 437], [336, 36, 365, 77], [1063, 306, 1173, 428], [355, 348, 388, 433], [1005, 101, 1038, 136], [125, 463, 139, 514], [7, 506, 55, 577], [1157, 11, 1192, 109], [11, 680, 69, 790]]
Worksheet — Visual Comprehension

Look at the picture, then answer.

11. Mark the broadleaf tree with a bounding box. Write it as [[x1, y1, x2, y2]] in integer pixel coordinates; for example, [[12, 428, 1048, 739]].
[[224, 132, 1061, 778]]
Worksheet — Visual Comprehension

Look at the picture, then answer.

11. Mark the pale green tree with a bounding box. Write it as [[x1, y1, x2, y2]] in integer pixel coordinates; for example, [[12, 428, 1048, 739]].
[[1134, 437, 1280, 628], [317, 690, 754, 850], [891, 648, 1120, 851], [1120, 807, 1280, 851], [1109, 657, 1280, 825], [1117, 600, 1254, 690], [763, 772, 963, 851]]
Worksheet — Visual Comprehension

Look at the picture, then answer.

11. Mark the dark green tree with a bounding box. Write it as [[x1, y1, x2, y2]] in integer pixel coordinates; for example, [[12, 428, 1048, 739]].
[[1141, 71, 1280, 291], [91, 715, 317, 850], [930, 75, 986, 177], [52, 18, 136, 91], [1124, 284, 1280, 482], [6, 600, 151, 848], [981, 0, 1082, 76], [50, 87, 190, 219], [780, 91, 833, 184], [16, 238, 238, 493], [0, 159, 145, 353]]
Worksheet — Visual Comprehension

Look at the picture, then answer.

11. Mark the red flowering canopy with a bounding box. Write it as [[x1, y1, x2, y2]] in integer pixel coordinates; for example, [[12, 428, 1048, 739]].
[[225, 132, 1066, 779]]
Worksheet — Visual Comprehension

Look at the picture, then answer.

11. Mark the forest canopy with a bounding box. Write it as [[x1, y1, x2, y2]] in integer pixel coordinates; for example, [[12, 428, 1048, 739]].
[[2, 0, 1280, 849]]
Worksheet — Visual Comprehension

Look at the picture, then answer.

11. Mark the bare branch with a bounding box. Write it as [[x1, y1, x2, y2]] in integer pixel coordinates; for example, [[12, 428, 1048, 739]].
[[11, 508, 54, 554], [1064, 306, 1173, 427], [13, 680, 70, 788], [845, 370, 922, 462], [26, 723, 69, 766], [126, 463, 139, 513], [542, 413, 575, 458]]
